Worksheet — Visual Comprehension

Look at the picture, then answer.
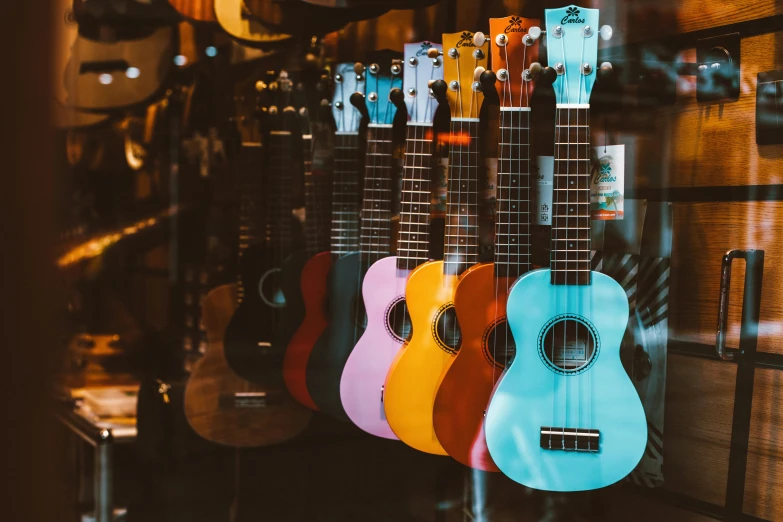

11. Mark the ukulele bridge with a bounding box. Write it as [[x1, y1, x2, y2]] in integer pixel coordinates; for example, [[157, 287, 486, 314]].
[[540, 427, 600, 452], [219, 391, 283, 409]]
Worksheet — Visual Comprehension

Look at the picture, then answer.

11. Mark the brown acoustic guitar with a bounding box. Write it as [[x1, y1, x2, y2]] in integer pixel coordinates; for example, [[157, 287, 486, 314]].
[[184, 283, 311, 447]]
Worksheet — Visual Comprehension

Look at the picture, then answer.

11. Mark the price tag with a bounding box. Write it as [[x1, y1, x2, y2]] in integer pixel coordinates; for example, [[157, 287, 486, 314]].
[[535, 156, 554, 225], [591, 144, 625, 220]]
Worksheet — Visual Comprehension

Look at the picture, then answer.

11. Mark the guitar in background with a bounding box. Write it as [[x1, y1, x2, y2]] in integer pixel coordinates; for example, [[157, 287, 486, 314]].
[[384, 30, 489, 455], [307, 54, 403, 421], [278, 66, 332, 409], [340, 41, 444, 439], [484, 6, 646, 491], [185, 76, 311, 446], [284, 64, 363, 411], [433, 16, 541, 472]]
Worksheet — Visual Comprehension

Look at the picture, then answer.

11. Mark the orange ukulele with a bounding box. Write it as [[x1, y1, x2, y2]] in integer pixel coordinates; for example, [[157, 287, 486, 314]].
[[432, 17, 541, 471], [383, 30, 489, 455]]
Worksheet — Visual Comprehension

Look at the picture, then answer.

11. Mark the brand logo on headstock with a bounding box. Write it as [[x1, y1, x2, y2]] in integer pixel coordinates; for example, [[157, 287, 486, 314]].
[[456, 31, 476, 48], [416, 42, 434, 56], [504, 16, 529, 34], [561, 7, 585, 24]]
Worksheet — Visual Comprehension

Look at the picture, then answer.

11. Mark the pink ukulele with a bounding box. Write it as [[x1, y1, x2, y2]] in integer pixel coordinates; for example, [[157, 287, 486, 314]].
[[339, 41, 444, 438]]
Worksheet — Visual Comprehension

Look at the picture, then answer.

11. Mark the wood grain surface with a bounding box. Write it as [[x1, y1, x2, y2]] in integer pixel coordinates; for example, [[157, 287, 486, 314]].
[[670, 202, 783, 355], [638, 33, 783, 188], [746, 368, 783, 520], [169, 0, 216, 22], [664, 354, 735, 506]]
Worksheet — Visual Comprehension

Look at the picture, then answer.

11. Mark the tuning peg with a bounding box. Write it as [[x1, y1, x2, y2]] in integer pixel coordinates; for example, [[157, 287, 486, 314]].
[[523, 62, 543, 82], [540, 66, 557, 85], [391, 59, 403, 75], [495, 34, 508, 47], [353, 62, 365, 81], [598, 62, 614, 80], [427, 48, 443, 59], [599, 25, 613, 41], [473, 32, 486, 47], [525, 26, 542, 46], [473, 66, 486, 82], [390, 88, 406, 112], [349, 92, 369, 119], [429, 79, 448, 100]]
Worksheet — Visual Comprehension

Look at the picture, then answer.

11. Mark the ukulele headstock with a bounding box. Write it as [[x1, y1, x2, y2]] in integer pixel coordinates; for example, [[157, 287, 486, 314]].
[[442, 30, 489, 119], [355, 50, 404, 125], [332, 62, 365, 133], [489, 16, 541, 108], [544, 5, 611, 105], [403, 41, 444, 124], [257, 70, 299, 135]]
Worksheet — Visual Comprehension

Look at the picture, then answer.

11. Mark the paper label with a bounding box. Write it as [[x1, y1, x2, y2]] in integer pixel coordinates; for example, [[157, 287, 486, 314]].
[[535, 156, 554, 225], [591, 144, 624, 220]]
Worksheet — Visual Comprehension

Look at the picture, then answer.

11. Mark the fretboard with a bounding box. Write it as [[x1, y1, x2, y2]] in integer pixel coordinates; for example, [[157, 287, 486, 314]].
[[359, 124, 394, 264], [236, 142, 264, 304], [495, 108, 532, 278], [397, 123, 434, 270], [551, 106, 591, 286], [264, 131, 294, 263], [331, 132, 361, 257], [444, 118, 480, 276], [303, 133, 331, 254]]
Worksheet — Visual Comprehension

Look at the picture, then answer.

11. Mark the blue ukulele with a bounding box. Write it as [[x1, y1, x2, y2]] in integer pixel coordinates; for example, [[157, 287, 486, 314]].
[[484, 5, 647, 492]]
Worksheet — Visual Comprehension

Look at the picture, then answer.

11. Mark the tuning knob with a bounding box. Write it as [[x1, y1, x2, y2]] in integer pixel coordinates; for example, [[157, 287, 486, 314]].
[[430, 79, 448, 99], [473, 32, 486, 47], [599, 25, 613, 41], [598, 61, 614, 80], [529, 62, 542, 78], [353, 62, 364, 75], [473, 66, 486, 82], [427, 48, 442, 59], [541, 66, 557, 85], [525, 26, 542, 46]]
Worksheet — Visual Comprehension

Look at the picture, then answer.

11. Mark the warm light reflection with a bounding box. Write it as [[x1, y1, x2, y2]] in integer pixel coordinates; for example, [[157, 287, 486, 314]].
[[57, 206, 180, 267], [438, 131, 471, 147]]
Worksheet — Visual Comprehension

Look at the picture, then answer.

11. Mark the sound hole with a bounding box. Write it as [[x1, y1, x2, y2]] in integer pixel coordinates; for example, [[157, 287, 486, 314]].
[[539, 316, 599, 375], [483, 318, 516, 370], [433, 304, 461, 355], [259, 268, 285, 308], [385, 296, 412, 343]]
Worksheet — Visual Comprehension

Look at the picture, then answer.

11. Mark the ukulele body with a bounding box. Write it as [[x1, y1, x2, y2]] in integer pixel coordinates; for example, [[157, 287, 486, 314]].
[[485, 268, 647, 491], [306, 252, 365, 421], [432, 263, 512, 471], [282, 251, 331, 410], [184, 284, 311, 447], [383, 260, 463, 455], [340, 256, 410, 439]]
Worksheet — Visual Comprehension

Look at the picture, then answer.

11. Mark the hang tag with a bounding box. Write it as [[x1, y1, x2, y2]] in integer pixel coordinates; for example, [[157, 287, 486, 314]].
[[535, 156, 554, 225], [591, 144, 625, 220]]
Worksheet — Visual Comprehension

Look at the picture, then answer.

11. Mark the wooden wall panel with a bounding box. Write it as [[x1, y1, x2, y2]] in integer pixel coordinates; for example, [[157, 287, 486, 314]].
[[638, 33, 783, 188], [745, 369, 783, 521], [610, 490, 719, 522], [670, 202, 783, 355], [664, 354, 734, 506]]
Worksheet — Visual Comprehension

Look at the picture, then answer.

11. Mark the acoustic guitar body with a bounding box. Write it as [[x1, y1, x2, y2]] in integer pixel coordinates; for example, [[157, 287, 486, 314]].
[[223, 241, 292, 384], [384, 260, 462, 455], [184, 284, 312, 447], [283, 251, 331, 410], [213, 0, 290, 46], [432, 263, 512, 471], [306, 252, 365, 421], [485, 269, 647, 491], [340, 256, 410, 439], [62, 26, 175, 111]]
